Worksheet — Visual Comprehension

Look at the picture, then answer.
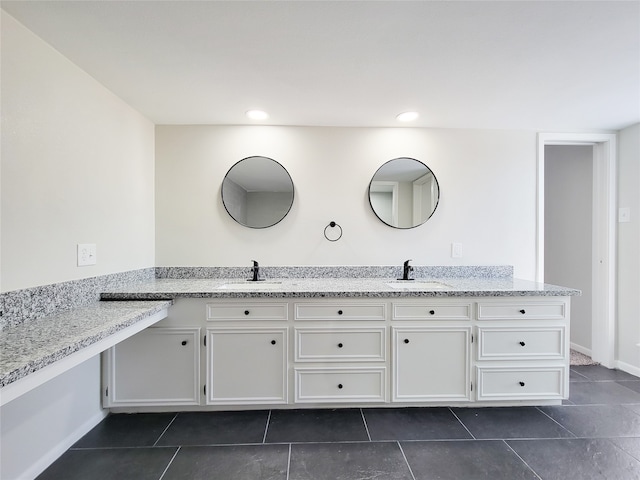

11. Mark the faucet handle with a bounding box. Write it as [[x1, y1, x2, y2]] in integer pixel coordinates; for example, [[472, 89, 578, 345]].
[[252, 260, 259, 268], [403, 259, 412, 267]]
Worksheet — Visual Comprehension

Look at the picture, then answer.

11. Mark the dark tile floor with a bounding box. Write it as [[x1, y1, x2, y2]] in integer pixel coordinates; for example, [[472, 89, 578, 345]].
[[38, 365, 640, 480]]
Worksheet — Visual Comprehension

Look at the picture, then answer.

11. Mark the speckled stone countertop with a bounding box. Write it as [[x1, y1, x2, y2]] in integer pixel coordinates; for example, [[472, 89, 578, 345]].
[[100, 277, 580, 300], [0, 300, 172, 388]]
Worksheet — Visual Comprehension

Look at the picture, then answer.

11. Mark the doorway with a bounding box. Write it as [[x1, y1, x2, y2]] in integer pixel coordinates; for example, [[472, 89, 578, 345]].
[[537, 133, 617, 368]]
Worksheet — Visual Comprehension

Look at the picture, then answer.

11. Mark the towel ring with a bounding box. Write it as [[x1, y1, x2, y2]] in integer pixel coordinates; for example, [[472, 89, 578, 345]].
[[324, 221, 343, 242]]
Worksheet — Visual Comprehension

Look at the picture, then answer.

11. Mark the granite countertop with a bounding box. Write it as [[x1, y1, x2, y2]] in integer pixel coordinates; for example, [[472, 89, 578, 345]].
[[0, 300, 172, 389], [100, 277, 581, 300]]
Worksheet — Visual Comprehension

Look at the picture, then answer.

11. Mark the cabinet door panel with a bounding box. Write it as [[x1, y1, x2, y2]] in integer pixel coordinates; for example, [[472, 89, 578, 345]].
[[393, 327, 471, 402], [207, 328, 287, 405], [108, 327, 200, 406]]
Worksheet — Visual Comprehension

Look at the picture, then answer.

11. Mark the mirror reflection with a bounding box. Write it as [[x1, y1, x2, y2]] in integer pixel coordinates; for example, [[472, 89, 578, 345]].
[[368, 157, 440, 229], [221, 156, 294, 228]]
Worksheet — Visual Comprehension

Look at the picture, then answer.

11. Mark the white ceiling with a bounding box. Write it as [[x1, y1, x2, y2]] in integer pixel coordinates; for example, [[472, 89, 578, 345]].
[[2, 0, 639, 130]]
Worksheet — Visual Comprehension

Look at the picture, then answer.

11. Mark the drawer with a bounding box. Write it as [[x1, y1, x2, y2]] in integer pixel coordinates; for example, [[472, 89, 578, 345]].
[[295, 327, 386, 362], [207, 303, 288, 321], [476, 367, 565, 400], [294, 303, 386, 321], [295, 368, 386, 403], [393, 303, 472, 321], [477, 302, 566, 320], [477, 327, 565, 360]]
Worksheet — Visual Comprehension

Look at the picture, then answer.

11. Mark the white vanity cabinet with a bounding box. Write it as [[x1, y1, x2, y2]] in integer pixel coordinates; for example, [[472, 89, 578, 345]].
[[293, 302, 388, 403], [391, 301, 472, 402], [475, 299, 569, 401], [206, 303, 288, 405], [103, 326, 201, 407]]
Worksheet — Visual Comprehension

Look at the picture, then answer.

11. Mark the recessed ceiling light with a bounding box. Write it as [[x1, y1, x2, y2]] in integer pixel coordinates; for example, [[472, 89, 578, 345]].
[[396, 111, 419, 122], [246, 110, 269, 120]]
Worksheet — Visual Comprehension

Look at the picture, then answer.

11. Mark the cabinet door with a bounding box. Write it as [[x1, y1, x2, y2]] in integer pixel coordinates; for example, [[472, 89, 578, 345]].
[[392, 327, 471, 402], [105, 327, 201, 406], [206, 328, 288, 405]]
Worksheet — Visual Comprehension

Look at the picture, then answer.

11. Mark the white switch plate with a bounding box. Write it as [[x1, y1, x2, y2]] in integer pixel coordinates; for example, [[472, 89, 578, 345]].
[[619, 207, 631, 223], [77, 244, 97, 266], [451, 242, 463, 258]]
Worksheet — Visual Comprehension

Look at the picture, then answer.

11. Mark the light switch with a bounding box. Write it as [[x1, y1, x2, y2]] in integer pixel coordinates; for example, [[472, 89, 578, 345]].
[[619, 207, 631, 223], [451, 243, 463, 258], [77, 244, 97, 266]]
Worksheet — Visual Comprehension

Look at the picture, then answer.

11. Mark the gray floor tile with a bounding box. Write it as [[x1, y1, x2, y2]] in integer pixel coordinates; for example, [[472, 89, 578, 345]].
[[571, 365, 639, 382], [541, 405, 640, 437], [265, 408, 368, 443], [569, 368, 591, 382], [162, 444, 289, 480], [625, 404, 640, 416], [36, 447, 177, 480], [363, 407, 473, 441], [508, 438, 640, 480], [568, 381, 640, 405], [401, 440, 539, 480], [617, 380, 640, 394], [609, 437, 640, 462], [156, 410, 269, 446], [288, 442, 413, 480], [452, 407, 574, 439], [73, 413, 176, 448]]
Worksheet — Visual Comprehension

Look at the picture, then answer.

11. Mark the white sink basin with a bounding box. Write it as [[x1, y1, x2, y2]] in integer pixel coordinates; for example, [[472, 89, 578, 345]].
[[386, 281, 452, 290], [217, 282, 282, 290]]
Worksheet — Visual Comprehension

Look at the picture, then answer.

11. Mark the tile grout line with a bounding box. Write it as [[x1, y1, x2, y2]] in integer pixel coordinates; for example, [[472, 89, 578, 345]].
[[448, 407, 476, 440], [286, 443, 292, 480], [360, 408, 372, 442], [396, 441, 417, 480], [153, 413, 179, 447], [157, 445, 181, 480], [535, 406, 579, 438], [502, 441, 543, 480], [262, 409, 272, 444]]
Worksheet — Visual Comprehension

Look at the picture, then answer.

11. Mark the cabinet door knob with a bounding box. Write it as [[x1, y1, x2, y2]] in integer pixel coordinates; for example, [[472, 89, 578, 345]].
[[404, 338, 410, 344], [338, 310, 343, 315], [519, 341, 526, 346], [519, 381, 526, 387], [519, 309, 526, 314], [429, 310, 435, 315], [337, 343, 343, 348], [338, 383, 343, 389], [181, 340, 187, 346], [271, 340, 276, 345], [244, 310, 250, 315]]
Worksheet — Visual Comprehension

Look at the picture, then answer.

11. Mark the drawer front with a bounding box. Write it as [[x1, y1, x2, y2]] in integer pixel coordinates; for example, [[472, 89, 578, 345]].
[[476, 367, 565, 400], [295, 328, 386, 362], [478, 327, 565, 360], [295, 303, 386, 321], [392, 303, 472, 321], [295, 368, 386, 403], [207, 303, 288, 321], [477, 302, 566, 320]]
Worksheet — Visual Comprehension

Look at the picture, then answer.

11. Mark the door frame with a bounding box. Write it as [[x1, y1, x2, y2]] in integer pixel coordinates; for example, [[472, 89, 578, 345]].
[[537, 132, 617, 367]]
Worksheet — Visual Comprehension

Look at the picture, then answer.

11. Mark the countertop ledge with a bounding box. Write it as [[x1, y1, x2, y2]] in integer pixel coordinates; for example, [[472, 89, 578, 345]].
[[0, 300, 172, 391], [100, 277, 581, 300]]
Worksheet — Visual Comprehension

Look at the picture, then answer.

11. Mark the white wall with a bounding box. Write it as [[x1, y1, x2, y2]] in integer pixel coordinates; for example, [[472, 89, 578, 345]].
[[156, 126, 538, 279], [617, 123, 640, 372], [0, 12, 156, 479], [544, 145, 593, 353], [1, 11, 156, 293]]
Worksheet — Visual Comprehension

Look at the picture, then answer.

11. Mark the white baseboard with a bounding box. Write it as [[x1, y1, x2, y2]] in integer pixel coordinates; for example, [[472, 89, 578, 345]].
[[18, 409, 108, 480], [570, 342, 592, 357], [615, 360, 640, 379]]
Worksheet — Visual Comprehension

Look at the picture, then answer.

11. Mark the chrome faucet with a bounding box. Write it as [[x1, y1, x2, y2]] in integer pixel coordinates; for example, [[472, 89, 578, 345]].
[[249, 260, 261, 282], [399, 259, 414, 281]]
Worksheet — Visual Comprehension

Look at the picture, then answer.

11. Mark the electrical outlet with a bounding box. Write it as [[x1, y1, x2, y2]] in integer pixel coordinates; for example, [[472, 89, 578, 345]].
[[451, 242, 463, 258], [77, 244, 97, 266]]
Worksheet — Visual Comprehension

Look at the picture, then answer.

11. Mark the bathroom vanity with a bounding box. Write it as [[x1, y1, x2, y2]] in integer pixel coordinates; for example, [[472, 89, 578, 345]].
[[100, 275, 578, 411]]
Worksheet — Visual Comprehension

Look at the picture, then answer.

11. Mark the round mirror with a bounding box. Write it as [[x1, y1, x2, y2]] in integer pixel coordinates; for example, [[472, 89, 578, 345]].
[[368, 157, 440, 229], [221, 156, 294, 228]]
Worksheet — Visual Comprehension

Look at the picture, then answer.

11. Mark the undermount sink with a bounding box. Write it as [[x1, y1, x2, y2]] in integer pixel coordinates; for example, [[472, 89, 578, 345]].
[[386, 281, 452, 290], [217, 282, 282, 290]]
